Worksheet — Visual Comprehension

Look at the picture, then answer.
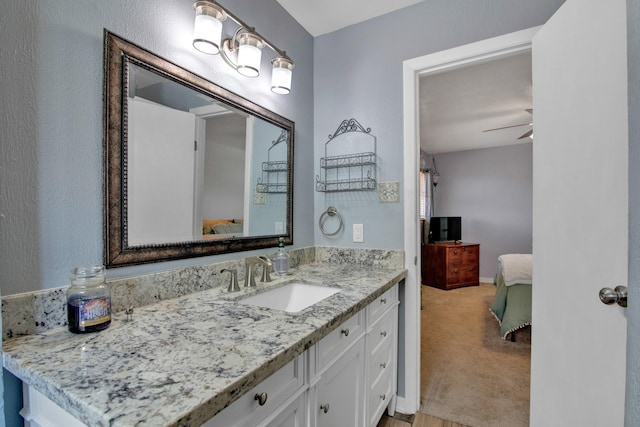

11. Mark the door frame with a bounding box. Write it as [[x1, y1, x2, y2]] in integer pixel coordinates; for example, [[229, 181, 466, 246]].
[[399, 26, 540, 414]]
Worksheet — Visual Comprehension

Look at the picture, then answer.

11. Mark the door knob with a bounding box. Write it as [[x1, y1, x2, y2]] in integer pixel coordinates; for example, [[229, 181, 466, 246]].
[[599, 285, 627, 307]]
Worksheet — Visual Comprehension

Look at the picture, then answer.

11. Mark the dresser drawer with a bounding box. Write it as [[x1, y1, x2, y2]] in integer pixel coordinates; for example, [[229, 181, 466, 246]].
[[366, 285, 397, 326], [316, 310, 364, 371], [204, 354, 305, 427]]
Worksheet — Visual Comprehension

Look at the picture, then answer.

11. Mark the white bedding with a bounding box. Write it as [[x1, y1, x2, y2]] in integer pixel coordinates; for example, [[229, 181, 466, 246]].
[[498, 254, 532, 286]]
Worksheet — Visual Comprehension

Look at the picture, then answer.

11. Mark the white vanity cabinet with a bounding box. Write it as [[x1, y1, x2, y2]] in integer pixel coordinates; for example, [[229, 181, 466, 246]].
[[18, 283, 400, 427]]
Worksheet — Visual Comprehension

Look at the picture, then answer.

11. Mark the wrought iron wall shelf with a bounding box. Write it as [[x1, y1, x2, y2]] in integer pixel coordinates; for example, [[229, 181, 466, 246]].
[[316, 118, 377, 193], [257, 130, 288, 194]]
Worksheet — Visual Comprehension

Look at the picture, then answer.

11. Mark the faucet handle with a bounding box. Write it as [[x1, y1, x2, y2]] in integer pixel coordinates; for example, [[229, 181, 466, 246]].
[[221, 269, 240, 292], [258, 256, 273, 283]]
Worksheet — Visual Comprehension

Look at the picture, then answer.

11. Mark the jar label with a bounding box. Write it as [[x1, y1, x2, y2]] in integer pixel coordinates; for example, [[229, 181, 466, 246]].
[[77, 297, 111, 328]]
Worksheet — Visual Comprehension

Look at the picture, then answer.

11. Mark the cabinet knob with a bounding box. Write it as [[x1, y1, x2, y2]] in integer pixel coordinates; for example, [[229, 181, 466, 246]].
[[380, 331, 387, 337], [380, 298, 387, 304], [380, 362, 387, 369], [320, 403, 330, 414], [469, 268, 473, 271], [254, 392, 268, 406], [341, 328, 350, 337], [453, 251, 458, 255], [380, 394, 386, 401], [453, 269, 459, 273]]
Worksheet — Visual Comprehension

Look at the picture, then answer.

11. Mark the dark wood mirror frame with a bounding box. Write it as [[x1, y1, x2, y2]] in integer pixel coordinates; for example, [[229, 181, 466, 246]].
[[103, 30, 294, 268]]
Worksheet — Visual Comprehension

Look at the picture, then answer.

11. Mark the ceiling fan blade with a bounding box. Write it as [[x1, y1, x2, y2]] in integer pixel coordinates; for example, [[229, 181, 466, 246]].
[[518, 129, 533, 140], [483, 123, 531, 132]]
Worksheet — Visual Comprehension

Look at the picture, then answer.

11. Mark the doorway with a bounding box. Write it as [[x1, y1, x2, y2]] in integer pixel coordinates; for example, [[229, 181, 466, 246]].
[[399, 26, 539, 415]]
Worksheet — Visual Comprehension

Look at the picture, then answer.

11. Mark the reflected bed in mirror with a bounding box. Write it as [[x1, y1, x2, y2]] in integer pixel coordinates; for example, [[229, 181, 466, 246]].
[[104, 31, 294, 267]]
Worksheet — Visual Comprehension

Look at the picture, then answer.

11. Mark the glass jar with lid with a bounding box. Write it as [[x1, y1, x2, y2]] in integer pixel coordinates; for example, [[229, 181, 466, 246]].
[[66, 265, 111, 333]]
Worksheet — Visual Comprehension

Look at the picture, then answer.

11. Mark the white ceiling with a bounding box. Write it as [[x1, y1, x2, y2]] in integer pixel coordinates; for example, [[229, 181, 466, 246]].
[[276, 0, 424, 37], [420, 51, 533, 154]]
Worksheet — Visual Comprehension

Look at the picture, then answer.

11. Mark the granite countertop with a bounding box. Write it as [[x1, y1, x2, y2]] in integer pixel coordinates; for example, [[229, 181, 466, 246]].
[[3, 262, 406, 427]]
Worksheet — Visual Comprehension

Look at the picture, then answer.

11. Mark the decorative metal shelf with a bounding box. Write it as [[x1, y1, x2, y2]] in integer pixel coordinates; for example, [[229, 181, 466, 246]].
[[262, 160, 287, 172], [256, 182, 287, 193], [316, 118, 377, 193], [320, 152, 376, 169], [256, 130, 288, 194], [315, 177, 377, 193]]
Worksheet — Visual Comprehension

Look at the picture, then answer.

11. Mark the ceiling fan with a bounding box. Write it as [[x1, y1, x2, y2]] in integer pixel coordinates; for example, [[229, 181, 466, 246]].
[[483, 108, 533, 140]]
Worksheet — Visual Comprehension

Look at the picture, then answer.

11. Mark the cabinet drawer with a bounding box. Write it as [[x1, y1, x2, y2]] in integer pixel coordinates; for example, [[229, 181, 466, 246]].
[[366, 285, 397, 326], [366, 309, 394, 354], [368, 338, 393, 390], [367, 370, 393, 427], [316, 310, 364, 370], [204, 354, 304, 427]]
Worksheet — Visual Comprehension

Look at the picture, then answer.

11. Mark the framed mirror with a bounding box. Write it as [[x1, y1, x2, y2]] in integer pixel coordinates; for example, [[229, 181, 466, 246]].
[[104, 31, 294, 267]]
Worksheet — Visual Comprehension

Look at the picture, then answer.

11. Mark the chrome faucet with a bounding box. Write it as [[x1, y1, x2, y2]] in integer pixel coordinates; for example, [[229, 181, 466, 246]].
[[245, 256, 273, 287], [220, 268, 240, 292]]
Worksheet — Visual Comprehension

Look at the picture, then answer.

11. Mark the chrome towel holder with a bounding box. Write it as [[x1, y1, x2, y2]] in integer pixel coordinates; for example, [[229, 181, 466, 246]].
[[319, 206, 344, 236]]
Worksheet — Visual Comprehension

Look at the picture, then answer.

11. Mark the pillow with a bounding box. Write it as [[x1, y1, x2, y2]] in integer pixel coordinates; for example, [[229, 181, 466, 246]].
[[212, 222, 243, 234]]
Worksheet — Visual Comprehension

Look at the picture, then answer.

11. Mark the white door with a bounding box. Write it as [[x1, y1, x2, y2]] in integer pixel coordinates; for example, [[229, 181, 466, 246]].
[[128, 98, 196, 245], [530, 0, 628, 425]]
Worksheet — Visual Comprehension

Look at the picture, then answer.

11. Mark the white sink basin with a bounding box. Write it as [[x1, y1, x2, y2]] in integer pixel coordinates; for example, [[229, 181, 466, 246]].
[[239, 283, 340, 313]]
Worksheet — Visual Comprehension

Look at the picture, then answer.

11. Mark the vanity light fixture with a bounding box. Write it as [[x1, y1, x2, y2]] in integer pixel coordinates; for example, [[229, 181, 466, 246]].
[[192, 0, 295, 94]]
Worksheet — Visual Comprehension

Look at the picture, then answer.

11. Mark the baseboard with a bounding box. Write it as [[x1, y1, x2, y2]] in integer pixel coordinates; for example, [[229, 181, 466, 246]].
[[394, 396, 418, 416], [480, 276, 494, 284]]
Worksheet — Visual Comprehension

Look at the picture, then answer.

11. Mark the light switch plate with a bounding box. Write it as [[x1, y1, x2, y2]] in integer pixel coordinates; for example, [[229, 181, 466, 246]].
[[379, 181, 400, 203]]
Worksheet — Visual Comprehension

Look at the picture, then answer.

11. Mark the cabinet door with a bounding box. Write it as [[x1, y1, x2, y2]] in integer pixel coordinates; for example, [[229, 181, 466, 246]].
[[315, 338, 365, 427]]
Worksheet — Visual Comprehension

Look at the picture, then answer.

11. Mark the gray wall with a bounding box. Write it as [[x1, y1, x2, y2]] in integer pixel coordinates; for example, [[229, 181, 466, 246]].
[[0, 0, 314, 296], [433, 144, 533, 279], [313, 0, 564, 248], [626, 0, 640, 424]]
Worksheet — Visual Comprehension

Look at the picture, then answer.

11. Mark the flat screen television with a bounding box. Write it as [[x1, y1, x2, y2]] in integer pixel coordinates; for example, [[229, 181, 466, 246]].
[[428, 217, 462, 243]]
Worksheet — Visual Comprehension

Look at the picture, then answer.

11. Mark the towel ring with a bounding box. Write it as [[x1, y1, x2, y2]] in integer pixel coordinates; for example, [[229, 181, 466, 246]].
[[319, 206, 344, 236]]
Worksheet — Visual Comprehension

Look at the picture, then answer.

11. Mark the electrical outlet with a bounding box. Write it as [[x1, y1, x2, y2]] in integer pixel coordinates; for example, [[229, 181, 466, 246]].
[[353, 224, 364, 243]]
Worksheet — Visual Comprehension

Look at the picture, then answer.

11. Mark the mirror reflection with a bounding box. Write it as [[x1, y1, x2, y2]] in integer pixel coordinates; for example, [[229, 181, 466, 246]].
[[103, 31, 294, 267], [126, 64, 288, 245]]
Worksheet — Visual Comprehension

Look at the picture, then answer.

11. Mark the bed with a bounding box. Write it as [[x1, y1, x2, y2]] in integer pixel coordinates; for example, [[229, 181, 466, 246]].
[[202, 219, 244, 240], [490, 254, 532, 340]]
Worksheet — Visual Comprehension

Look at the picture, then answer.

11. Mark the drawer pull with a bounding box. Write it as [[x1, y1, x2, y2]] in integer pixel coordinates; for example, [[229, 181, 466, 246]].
[[380, 394, 386, 401], [380, 298, 387, 304], [341, 328, 350, 337], [254, 392, 268, 406], [380, 331, 387, 337], [320, 403, 330, 414], [380, 362, 387, 369], [469, 268, 473, 271], [453, 269, 459, 273], [453, 250, 458, 255]]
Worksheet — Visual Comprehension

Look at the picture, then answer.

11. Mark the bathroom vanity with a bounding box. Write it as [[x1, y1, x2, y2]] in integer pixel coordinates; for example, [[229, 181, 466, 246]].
[[4, 261, 405, 427]]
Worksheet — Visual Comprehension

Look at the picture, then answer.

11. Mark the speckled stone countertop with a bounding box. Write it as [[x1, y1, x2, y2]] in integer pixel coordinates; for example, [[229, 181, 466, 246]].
[[3, 261, 406, 427]]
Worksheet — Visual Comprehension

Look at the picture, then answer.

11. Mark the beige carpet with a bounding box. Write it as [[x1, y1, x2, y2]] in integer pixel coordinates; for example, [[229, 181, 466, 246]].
[[420, 283, 531, 427]]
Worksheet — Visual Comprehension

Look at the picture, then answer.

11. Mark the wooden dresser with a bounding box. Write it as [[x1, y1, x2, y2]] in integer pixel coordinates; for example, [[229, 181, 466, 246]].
[[421, 242, 480, 290]]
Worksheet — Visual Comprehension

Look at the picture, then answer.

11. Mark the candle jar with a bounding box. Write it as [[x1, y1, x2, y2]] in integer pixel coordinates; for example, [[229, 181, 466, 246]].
[[66, 265, 111, 333]]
